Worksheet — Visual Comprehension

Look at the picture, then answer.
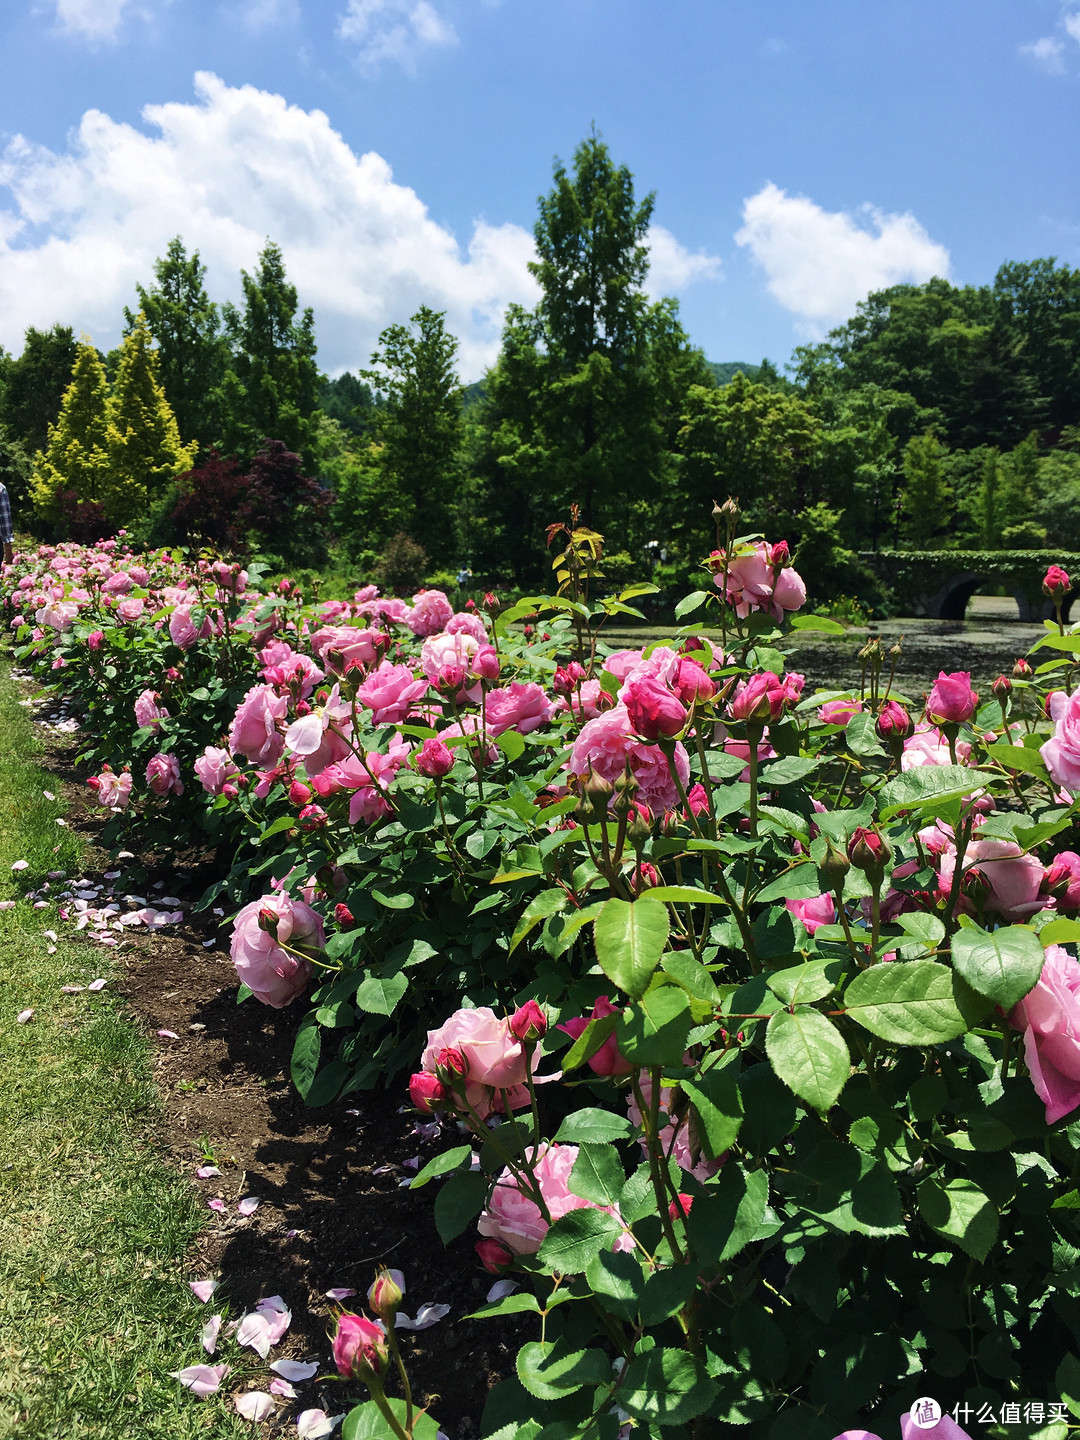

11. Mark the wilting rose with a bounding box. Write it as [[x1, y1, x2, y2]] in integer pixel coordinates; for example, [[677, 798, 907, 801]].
[[1007, 943, 1080, 1125], [230, 892, 324, 1008], [94, 768, 133, 809], [925, 671, 978, 725]]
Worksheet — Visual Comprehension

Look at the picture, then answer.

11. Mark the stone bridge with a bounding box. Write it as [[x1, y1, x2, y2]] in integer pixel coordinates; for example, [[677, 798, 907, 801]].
[[859, 550, 1080, 622]]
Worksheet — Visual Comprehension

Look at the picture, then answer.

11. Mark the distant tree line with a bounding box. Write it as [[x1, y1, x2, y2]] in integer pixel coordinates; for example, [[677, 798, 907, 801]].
[[2, 132, 1079, 605]]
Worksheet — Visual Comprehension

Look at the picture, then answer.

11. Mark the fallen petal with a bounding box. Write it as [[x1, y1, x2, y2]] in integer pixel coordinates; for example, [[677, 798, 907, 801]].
[[43, 929, 57, 941], [486, 1279, 518, 1302], [170, 1363, 229, 1398], [324, 1287, 357, 1300], [0, 900, 16, 910], [237, 1196, 260, 1216], [396, 1303, 450, 1331], [157, 1029, 179, 1040], [235, 1391, 275, 1421], [43, 791, 55, 800], [11, 860, 28, 871], [208, 1198, 226, 1213], [87, 978, 107, 991], [60, 985, 85, 994], [201, 1315, 223, 1354], [269, 1377, 298, 1398], [16, 1009, 33, 1024], [297, 1410, 343, 1439], [256, 1294, 289, 1314], [269, 1359, 319, 1382], [189, 1279, 218, 1303], [236, 1312, 272, 1358], [195, 1165, 221, 1179]]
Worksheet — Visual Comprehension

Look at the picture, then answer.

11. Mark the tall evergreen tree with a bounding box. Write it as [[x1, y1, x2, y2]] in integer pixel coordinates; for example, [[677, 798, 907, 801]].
[[30, 342, 111, 522], [215, 241, 320, 465], [899, 432, 953, 549], [106, 314, 197, 523], [0, 325, 80, 459], [125, 237, 227, 448]]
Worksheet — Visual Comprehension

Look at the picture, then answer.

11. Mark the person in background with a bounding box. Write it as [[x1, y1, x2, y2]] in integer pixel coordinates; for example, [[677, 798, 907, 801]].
[[0, 481, 13, 566]]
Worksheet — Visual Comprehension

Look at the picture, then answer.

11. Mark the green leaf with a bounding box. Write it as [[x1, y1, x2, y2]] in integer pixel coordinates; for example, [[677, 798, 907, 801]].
[[639, 885, 725, 906], [766, 958, 844, 1006], [845, 960, 984, 1044], [290, 1021, 321, 1099], [316, 1000, 355, 1029], [515, 1340, 610, 1401], [342, 1398, 441, 1440], [495, 727, 526, 761], [559, 1011, 618, 1072], [466, 1291, 541, 1320], [950, 924, 1045, 1009], [845, 711, 884, 756], [918, 1176, 999, 1261], [615, 987, 692, 1067], [983, 741, 1049, 776], [790, 613, 846, 633], [535, 1208, 625, 1273], [371, 888, 414, 909], [755, 864, 822, 903], [766, 1007, 850, 1111], [674, 589, 710, 619], [257, 815, 295, 844], [639, 1264, 698, 1324], [354, 973, 408, 1016], [434, 1170, 489, 1245], [509, 888, 568, 955], [662, 951, 721, 1002], [554, 1108, 633, 1144], [1038, 916, 1080, 946], [783, 1139, 903, 1236], [585, 1248, 647, 1319], [878, 764, 991, 818], [620, 1347, 717, 1426], [410, 1145, 472, 1188], [762, 756, 821, 786], [236, 983, 253, 1003], [895, 912, 946, 947], [682, 1070, 744, 1159], [594, 897, 669, 1000], [568, 1143, 625, 1206], [687, 1166, 769, 1264]]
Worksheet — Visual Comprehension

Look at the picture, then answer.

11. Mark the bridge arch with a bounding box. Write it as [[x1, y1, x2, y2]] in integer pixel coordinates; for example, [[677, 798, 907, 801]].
[[859, 550, 1080, 623]]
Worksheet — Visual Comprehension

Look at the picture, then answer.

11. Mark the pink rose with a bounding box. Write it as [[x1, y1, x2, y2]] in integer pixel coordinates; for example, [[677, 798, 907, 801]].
[[568, 704, 690, 816], [1044, 851, 1080, 910], [169, 605, 201, 649], [407, 590, 454, 637], [262, 647, 324, 699], [720, 542, 807, 621], [477, 1143, 630, 1258], [319, 738, 411, 824], [926, 671, 978, 726], [1007, 943, 1080, 1124], [102, 571, 133, 594], [229, 684, 289, 766], [786, 893, 837, 934], [446, 611, 488, 644], [818, 699, 862, 726], [127, 565, 149, 586], [414, 738, 454, 778], [554, 678, 613, 722], [422, 1007, 527, 1090], [355, 661, 430, 725], [117, 597, 145, 622], [87, 629, 104, 651], [622, 676, 688, 741], [627, 1072, 723, 1183], [134, 689, 168, 728], [939, 837, 1045, 920], [729, 671, 786, 723], [146, 752, 183, 796], [420, 629, 479, 681], [672, 658, 715, 706], [331, 1313, 388, 1380], [194, 746, 240, 795], [901, 723, 973, 770], [557, 995, 632, 1076], [230, 892, 324, 1008], [484, 682, 554, 736], [1043, 564, 1072, 600], [309, 625, 382, 672], [95, 769, 133, 809], [1041, 687, 1080, 794]]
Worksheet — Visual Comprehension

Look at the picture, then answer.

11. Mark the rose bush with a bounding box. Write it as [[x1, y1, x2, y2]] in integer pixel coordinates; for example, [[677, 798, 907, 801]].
[[8, 509, 1080, 1437]]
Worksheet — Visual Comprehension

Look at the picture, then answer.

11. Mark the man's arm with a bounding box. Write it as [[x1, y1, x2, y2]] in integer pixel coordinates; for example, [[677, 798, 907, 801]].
[[0, 486, 13, 565]]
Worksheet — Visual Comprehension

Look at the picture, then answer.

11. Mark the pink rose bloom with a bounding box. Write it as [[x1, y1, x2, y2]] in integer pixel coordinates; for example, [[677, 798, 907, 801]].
[[477, 1143, 631, 1258], [926, 670, 978, 725], [127, 565, 149, 586], [262, 648, 324, 700], [102, 571, 133, 594], [604, 649, 647, 683], [557, 995, 632, 1076], [117, 597, 145, 622], [134, 689, 169, 728], [195, 746, 240, 795], [168, 606, 199, 649], [568, 704, 690, 816], [309, 626, 381, 671], [420, 630, 479, 680], [729, 671, 787, 723], [786, 893, 837, 934], [622, 676, 688, 741], [484, 682, 554, 736], [614, 645, 681, 699], [1044, 850, 1080, 910], [1007, 943, 1080, 1125], [283, 687, 354, 777], [627, 1073, 724, 1183], [35, 601, 77, 631], [407, 590, 454, 637], [1041, 687, 1080, 795], [230, 892, 324, 1008], [86, 629, 104, 651], [446, 611, 488, 644], [720, 542, 807, 621], [319, 738, 411, 823], [939, 837, 1045, 920], [146, 752, 183, 796], [818, 699, 862, 726], [439, 717, 498, 767], [554, 678, 612, 722], [356, 661, 430, 725], [414, 737, 455, 778], [672, 658, 715, 705], [354, 584, 379, 604], [229, 684, 289, 766], [901, 723, 973, 770], [355, 596, 410, 624], [316, 599, 352, 622], [96, 769, 133, 809], [422, 1006, 527, 1089]]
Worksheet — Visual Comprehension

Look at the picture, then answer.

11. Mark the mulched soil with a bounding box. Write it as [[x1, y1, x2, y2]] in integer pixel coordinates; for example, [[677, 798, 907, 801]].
[[29, 701, 524, 1436]]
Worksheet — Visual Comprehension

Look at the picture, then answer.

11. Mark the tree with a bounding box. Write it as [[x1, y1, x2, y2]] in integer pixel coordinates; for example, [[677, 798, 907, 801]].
[[125, 237, 228, 448], [899, 432, 953, 548], [0, 325, 79, 459], [237, 439, 334, 567], [171, 450, 251, 551], [105, 314, 197, 523], [216, 241, 320, 465], [29, 342, 111, 523], [363, 307, 463, 567], [318, 372, 379, 436]]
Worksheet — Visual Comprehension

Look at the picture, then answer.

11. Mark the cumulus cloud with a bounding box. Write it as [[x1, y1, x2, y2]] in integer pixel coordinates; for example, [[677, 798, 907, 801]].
[[1066, 13, 1080, 42], [52, 0, 140, 41], [336, 0, 457, 72], [644, 226, 721, 298], [229, 0, 301, 30], [0, 73, 543, 379], [735, 182, 950, 329], [1020, 35, 1067, 73]]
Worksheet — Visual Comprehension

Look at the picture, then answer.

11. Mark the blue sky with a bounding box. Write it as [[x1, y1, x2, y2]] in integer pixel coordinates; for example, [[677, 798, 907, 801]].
[[0, 0, 1077, 380]]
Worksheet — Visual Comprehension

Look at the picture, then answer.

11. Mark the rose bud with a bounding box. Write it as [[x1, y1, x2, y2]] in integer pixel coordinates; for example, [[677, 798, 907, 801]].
[[522, 624, 534, 639], [552, 661, 586, 696], [367, 1268, 405, 1321], [925, 671, 978, 726], [509, 999, 547, 1044], [435, 663, 466, 694], [311, 772, 336, 799], [289, 780, 312, 806], [221, 782, 239, 800], [86, 775, 101, 791], [298, 803, 328, 830], [960, 866, 992, 907], [295, 699, 312, 717], [673, 658, 716, 705], [409, 1071, 449, 1114], [633, 861, 661, 894], [820, 840, 851, 890], [991, 674, 1012, 702], [624, 676, 688, 741], [770, 540, 791, 567], [465, 598, 476, 610], [669, 1193, 694, 1221], [166, 667, 181, 681], [414, 737, 455, 779], [472, 645, 500, 681], [475, 1239, 513, 1273], [875, 699, 914, 742], [433, 1046, 468, 1086], [87, 629, 104, 651], [1043, 565, 1072, 601], [334, 902, 355, 928], [1012, 658, 1033, 681], [482, 592, 500, 613], [848, 826, 891, 874], [257, 907, 279, 936], [332, 1313, 389, 1382], [576, 773, 614, 823]]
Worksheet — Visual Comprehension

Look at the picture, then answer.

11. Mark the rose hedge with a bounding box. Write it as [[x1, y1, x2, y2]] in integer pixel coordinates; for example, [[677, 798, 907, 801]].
[[7, 520, 1080, 1438]]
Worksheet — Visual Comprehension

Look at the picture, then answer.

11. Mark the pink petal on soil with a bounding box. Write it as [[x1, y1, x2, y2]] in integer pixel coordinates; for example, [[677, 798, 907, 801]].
[[236, 1312, 272, 1358], [16, 1009, 33, 1024], [297, 1410, 343, 1439], [269, 1378, 297, 1398], [237, 1196, 260, 1216], [269, 1359, 319, 1382], [324, 1287, 356, 1300], [195, 1165, 220, 1179], [208, 1198, 226, 1212], [170, 1363, 229, 1397], [235, 1391, 275, 1421], [157, 1029, 179, 1040], [189, 1279, 218, 1303], [201, 1315, 223, 1354]]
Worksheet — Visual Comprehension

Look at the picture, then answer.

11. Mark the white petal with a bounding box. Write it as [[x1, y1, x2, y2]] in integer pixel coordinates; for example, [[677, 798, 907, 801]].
[[235, 1391, 275, 1421], [16, 1009, 33, 1024], [395, 1303, 450, 1331], [269, 1377, 297, 1398], [269, 1359, 319, 1382], [87, 978, 107, 991], [157, 1029, 179, 1040], [189, 1279, 218, 1303], [284, 713, 325, 755], [237, 1196, 260, 1216], [235, 1312, 272, 1358], [324, 1287, 356, 1300], [297, 1410, 340, 1439], [201, 1315, 223, 1354]]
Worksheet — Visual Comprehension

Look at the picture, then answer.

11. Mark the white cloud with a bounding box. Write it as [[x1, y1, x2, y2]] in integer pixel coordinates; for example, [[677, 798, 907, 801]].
[[336, 0, 457, 72], [735, 182, 950, 330], [1020, 35, 1067, 73], [644, 225, 721, 298], [52, 0, 139, 41], [1066, 12, 1080, 43], [228, 0, 300, 30]]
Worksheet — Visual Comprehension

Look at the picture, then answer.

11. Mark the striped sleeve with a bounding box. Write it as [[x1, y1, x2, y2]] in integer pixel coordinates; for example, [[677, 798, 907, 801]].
[[0, 485, 12, 544]]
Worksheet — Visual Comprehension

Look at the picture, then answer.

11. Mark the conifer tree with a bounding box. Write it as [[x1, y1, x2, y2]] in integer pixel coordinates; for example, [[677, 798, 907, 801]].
[[105, 313, 196, 523], [899, 432, 953, 549], [30, 341, 111, 521]]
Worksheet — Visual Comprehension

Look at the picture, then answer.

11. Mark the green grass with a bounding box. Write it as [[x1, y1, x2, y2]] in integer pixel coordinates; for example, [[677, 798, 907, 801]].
[[0, 660, 248, 1439]]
